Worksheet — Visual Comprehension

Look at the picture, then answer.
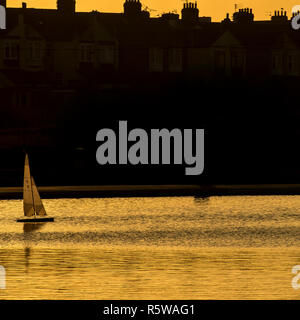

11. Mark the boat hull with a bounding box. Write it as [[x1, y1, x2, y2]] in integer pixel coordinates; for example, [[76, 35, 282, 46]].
[[17, 217, 54, 223]]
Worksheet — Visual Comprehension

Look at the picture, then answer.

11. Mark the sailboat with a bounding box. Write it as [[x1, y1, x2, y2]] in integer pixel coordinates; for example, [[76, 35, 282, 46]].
[[17, 154, 54, 223]]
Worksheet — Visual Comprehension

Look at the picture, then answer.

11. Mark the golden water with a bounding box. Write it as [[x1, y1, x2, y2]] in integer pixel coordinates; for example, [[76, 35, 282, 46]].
[[1, 196, 300, 299]]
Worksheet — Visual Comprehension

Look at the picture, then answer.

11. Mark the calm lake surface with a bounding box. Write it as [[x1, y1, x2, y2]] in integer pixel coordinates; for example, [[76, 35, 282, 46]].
[[1, 196, 300, 300]]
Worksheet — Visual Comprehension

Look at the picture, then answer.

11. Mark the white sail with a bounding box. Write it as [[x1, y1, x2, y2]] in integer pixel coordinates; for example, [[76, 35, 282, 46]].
[[23, 154, 35, 217], [31, 176, 47, 216]]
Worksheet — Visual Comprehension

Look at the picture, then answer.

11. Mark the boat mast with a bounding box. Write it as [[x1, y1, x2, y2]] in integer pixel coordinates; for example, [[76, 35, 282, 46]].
[[30, 173, 36, 217]]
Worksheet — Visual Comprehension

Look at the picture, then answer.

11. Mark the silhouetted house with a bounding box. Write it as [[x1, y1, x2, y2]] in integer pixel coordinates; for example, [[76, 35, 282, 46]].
[[271, 33, 300, 77], [0, 14, 45, 71], [0, 1, 120, 133], [203, 9, 300, 80], [213, 29, 300, 79], [211, 30, 246, 78], [0, 3, 118, 85], [1, 1, 299, 85], [76, 14, 118, 79], [1, 0, 300, 145], [185, 27, 220, 77]]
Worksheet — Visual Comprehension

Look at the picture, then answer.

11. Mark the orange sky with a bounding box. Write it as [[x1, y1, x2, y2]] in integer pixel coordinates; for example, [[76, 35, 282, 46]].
[[8, 0, 296, 21]]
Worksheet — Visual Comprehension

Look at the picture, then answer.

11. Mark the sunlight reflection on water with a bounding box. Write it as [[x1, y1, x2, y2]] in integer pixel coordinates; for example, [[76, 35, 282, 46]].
[[1, 196, 300, 299]]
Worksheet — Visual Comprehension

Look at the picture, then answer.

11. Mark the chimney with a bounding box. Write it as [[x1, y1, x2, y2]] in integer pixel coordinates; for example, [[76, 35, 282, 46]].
[[22, 2, 27, 9], [57, 0, 76, 14], [123, 0, 142, 18], [181, 1, 199, 22], [271, 9, 288, 23], [233, 7, 254, 23], [222, 13, 231, 24]]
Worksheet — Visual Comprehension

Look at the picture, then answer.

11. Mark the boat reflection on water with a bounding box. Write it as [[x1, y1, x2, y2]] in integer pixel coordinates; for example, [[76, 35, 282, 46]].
[[23, 223, 46, 233], [194, 196, 210, 204], [24, 247, 31, 272], [23, 223, 46, 272]]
